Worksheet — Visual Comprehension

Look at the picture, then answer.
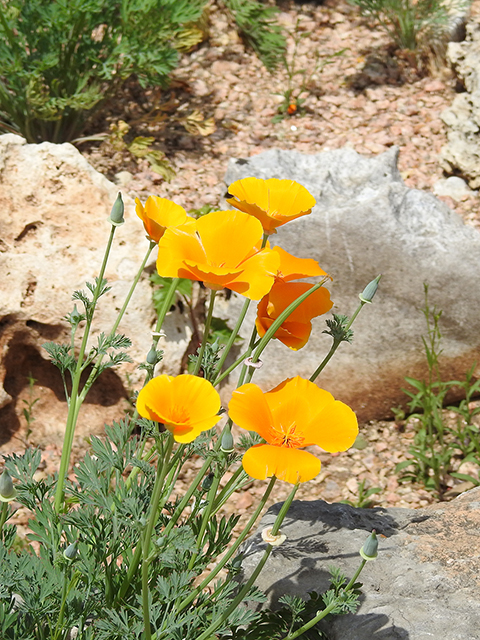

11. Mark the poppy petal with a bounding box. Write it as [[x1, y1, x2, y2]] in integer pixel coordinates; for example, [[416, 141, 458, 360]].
[[226, 178, 316, 233], [242, 444, 321, 483], [266, 282, 333, 324], [228, 383, 276, 442], [305, 400, 358, 452], [273, 246, 329, 281], [156, 225, 205, 278], [196, 210, 264, 268], [228, 248, 280, 300]]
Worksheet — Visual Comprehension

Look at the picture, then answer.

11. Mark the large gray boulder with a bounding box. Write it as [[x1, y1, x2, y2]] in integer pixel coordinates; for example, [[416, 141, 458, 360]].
[[223, 147, 480, 421], [240, 487, 480, 640], [441, 18, 480, 187]]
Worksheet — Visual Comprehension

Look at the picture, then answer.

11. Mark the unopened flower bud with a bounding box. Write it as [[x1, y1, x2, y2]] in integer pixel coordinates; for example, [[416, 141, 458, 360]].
[[360, 529, 378, 561], [261, 526, 286, 546], [70, 304, 81, 324], [0, 469, 17, 502], [63, 541, 78, 561], [202, 473, 214, 492], [359, 275, 381, 304], [146, 347, 158, 365], [107, 192, 125, 227], [220, 428, 234, 454]]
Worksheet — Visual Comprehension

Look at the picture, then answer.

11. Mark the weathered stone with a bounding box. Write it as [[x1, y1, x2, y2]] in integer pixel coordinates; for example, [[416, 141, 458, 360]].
[[441, 19, 480, 187], [223, 146, 480, 421], [433, 175, 476, 200], [0, 134, 192, 449], [241, 488, 480, 640]]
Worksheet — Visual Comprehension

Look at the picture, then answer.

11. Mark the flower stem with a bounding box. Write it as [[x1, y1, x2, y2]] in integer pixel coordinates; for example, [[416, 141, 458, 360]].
[[279, 558, 368, 640], [194, 481, 299, 640], [213, 338, 261, 387], [212, 297, 251, 380], [142, 434, 174, 640], [54, 225, 116, 514], [192, 289, 216, 376], [78, 241, 156, 405], [0, 502, 8, 541], [309, 299, 366, 383], [174, 476, 277, 616]]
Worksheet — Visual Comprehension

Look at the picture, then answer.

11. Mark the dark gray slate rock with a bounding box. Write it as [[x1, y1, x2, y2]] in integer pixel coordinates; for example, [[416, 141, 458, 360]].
[[240, 488, 480, 640], [222, 147, 480, 421]]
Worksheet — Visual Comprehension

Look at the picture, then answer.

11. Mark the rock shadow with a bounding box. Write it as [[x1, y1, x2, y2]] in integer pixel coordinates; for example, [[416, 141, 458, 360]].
[[0, 328, 128, 445]]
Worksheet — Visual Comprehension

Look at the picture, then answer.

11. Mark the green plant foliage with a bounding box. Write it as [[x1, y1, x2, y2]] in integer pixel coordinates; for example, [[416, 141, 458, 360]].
[[0, 0, 207, 143], [221, 0, 286, 70], [341, 478, 382, 508], [273, 19, 346, 123], [395, 285, 480, 497], [349, 0, 470, 55]]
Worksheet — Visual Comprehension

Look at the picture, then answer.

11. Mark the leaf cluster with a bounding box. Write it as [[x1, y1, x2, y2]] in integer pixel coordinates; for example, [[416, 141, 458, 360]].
[[349, 0, 470, 57], [221, 0, 286, 71], [396, 286, 480, 497], [0, 0, 206, 142]]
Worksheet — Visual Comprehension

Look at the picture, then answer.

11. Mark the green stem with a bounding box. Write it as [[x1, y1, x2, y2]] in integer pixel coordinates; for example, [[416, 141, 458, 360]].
[[212, 298, 251, 379], [78, 241, 156, 405], [161, 455, 213, 539], [310, 299, 366, 383], [195, 481, 298, 640], [175, 476, 277, 615], [142, 434, 174, 640], [213, 338, 261, 387], [54, 225, 116, 513], [0, 502, 8, 541], [280, 558, 368, 640], [193, 289, 216, 376], [187, 468, 221, 571]]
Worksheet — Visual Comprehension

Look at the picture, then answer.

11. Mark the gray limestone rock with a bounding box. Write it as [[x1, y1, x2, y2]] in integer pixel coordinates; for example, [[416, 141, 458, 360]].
[[222, 147, 480, 421], [240, 488, 480, 640]]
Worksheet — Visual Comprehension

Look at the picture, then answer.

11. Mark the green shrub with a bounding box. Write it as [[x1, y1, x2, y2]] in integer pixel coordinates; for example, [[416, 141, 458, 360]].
[[350, 0, 470, 54], [0, 0, 207, 143]]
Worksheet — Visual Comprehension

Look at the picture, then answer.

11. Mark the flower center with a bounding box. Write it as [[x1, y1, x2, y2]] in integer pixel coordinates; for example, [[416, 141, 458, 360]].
[[271, 422, 305, 449]]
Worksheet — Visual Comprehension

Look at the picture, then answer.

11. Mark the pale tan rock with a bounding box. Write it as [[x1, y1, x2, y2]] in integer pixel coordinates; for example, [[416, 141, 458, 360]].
[[0, 134, 192, 449]]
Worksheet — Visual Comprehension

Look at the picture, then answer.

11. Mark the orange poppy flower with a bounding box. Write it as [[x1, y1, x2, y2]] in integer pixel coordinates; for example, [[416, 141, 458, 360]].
[[156, 209, 280, 300], [136, 374, 221, 443], [135, 196, 189, 242], [272, 246, 330, 282], [229, 376, 358, 484], [256, 281, 333, 350], [225, 177, 316, 234]]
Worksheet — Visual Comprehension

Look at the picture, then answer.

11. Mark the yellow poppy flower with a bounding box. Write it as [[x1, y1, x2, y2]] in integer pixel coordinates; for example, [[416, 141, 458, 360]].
[[225, 177, 316, 234], [136, 374, 221, 443], [135, 196, 189, 242], [229, 376, 358, 484], [256, 281, 333, 350], [156, 209, 280, 300]]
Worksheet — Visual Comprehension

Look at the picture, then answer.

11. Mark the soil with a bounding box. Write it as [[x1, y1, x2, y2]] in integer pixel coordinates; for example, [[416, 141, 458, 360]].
[[5, 0, 480, 538]]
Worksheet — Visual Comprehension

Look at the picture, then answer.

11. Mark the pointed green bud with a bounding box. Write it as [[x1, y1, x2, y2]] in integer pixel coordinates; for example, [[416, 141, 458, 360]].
[[360, 529, 378, 561], [107, 192, 125, 227], [220, 428, 235, 454], [70, 304, 82, 324], [202, 473, 214, 491], [63, 541, 78, 561], [146, 347, 158, 365], [359, 275, 382, 304], [0, 469, 16, 502]]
